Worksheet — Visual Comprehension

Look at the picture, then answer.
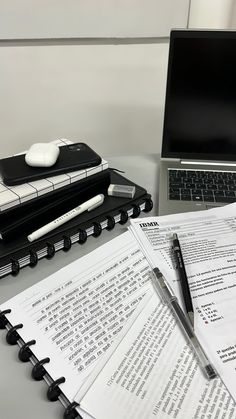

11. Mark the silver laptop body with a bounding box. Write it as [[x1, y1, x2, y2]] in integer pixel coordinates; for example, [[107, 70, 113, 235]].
[[159, 30, 236, 215]]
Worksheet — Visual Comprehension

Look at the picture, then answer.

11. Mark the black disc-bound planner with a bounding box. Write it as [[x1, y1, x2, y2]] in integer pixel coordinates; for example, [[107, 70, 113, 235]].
[[0, 170, 153, 279]]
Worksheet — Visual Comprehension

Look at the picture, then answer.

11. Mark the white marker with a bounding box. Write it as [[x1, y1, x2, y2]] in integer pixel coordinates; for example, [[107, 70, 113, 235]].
[[27, 194, 104, 242]]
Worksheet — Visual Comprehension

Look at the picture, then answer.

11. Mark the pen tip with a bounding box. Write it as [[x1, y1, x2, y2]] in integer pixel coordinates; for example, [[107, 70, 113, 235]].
[[205, 364, 217, 380], [173, 233, 178, 240]]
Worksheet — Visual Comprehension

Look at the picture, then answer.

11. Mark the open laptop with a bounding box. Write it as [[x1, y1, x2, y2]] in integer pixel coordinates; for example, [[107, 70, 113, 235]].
[[159, 29, 236, 215]]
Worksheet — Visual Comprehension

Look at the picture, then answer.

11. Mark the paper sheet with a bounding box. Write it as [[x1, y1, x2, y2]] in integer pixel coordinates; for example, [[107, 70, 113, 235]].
[[78, 292, 236, 419], [129, 203, 236, 403], [0, 231, 151, 403]]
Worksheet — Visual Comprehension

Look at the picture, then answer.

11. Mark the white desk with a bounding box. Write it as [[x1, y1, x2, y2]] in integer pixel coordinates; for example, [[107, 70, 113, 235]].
[[0, 154, 158, 419]]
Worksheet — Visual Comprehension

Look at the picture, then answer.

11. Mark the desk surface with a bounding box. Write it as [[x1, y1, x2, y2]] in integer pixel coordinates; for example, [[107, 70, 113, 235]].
[[0, 154, 158, 419]]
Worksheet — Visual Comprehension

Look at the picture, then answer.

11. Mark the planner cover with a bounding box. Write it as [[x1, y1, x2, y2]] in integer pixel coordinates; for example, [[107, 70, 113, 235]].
[[0, 169, 111, 241], [0, 170, 153, 278]]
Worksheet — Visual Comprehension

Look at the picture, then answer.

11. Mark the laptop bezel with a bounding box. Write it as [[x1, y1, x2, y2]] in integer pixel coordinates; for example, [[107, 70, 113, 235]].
[[161, 29, 236, 162]]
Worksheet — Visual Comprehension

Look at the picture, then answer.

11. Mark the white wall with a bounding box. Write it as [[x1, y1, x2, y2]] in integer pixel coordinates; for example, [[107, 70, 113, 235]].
[[1, 0, 236, 159], [0, 0, 189, 158], [189, 0, 234, 28], [0, 42, 168, 158], [0, 0, 189, 39]]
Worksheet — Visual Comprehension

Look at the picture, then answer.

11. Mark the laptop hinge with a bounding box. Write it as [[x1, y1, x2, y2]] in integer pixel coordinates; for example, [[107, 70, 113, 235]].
[[161, 157, 180, 162], [180, 160, 236, 167]]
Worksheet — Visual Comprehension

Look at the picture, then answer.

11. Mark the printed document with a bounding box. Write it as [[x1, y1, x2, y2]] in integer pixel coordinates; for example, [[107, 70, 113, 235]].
[[76, 292, 236, 419], [0, 231, 151, 403], [129, 203, 236, 404]]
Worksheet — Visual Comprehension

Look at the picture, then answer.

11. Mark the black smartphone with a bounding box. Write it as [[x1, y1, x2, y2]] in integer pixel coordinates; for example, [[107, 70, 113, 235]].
[[0, 143, 102, 186]]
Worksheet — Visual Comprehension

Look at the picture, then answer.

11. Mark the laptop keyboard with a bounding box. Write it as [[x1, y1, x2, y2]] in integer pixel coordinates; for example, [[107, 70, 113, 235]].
[[169, 169, 236, 203]]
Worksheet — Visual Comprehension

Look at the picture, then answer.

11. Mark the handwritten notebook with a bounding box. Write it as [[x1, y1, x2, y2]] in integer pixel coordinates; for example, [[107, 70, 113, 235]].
[[0, 170, 153, 278], [0, 231, 235, 419]]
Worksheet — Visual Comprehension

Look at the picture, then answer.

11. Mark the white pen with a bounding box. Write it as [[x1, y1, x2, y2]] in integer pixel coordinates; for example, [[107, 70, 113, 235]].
[[27, 194, 105, 242], [152, 267, 217, 380]]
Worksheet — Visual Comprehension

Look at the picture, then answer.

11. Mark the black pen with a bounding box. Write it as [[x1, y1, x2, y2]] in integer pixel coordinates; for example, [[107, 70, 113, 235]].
[[151, 267, 217, 380], [172, 233, 194, 327]]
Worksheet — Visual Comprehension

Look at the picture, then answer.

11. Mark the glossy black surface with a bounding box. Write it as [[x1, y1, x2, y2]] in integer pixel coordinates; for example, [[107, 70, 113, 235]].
[[162, 30, 236, 161]]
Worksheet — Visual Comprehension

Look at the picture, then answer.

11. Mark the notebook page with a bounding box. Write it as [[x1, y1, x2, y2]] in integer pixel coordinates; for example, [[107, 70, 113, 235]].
[[79, 293, 236, 419], [0, 231, 150, 403]]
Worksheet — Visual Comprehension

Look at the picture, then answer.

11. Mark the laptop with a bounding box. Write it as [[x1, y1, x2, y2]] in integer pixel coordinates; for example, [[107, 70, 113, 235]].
[[159, 29, 236, 215]]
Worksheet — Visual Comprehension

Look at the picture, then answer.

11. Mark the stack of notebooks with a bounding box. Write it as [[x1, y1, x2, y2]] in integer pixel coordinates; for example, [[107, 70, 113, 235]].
[[0, 139, 153, 278]]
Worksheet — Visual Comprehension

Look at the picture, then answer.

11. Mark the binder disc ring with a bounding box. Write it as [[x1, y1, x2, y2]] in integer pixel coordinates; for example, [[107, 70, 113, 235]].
[[47, 376, 66, 401], [0, 309, 11, 329], [77, 229, 87, 244], [63, 235, 72, 252], [64, 401, 81, 419], [45, 242, 55, 259], [143, 197, 153, 212], [106, 215, 115, 231], [32, 357, 50, 381], [29, 250, 38, 267], [6, 323, 23, 345], [131, 204, 141, 218], [119, 209, 128, 225], [92, 222, 102, 237], [18, 339, 36, 362], [10, 258, 20, 276]]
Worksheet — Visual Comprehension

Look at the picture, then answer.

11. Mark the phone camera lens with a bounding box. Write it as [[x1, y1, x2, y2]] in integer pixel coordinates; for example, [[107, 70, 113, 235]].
[[68, 145, 81, 151]]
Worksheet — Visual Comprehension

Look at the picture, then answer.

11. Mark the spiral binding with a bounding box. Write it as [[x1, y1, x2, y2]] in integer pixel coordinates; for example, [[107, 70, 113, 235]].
[[130, 203, 141, 218], [143, 197, 153, 212], [32, 357, 50, 381], [119, 209, 129, 224], [3, 195, 153, 281], [63, 235, 72, 252], [63, 402, 80, 419], [0, 309, 82, 419], [46, 241, 56, 259], [0, 309, 11, 328], [92, 221, 102, 237], [77, 229, 87, 244], [106, 215, 115, 230], [10, 258, 20, 276], [29, 250, 38, 267], [18, 340, 36, 362], [6, 323, 23, 345], [47, 377, 66, 401]]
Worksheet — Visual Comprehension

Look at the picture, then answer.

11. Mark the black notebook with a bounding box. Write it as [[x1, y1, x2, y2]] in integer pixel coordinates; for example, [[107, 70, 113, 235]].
[[0, 170, 153, 279], [0, 169, 111, 241]]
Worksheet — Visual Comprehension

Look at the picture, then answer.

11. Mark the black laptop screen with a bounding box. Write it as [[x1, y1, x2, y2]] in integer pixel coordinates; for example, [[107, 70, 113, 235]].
[[162, 30, 236, 161]]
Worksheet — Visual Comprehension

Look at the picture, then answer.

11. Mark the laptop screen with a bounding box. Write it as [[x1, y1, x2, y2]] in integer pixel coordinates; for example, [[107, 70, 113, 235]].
[[162, 30, 236, 161]]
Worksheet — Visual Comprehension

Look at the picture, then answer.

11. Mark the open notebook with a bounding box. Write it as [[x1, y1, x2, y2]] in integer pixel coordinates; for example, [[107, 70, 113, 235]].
[[0, 231, 235, 419]]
